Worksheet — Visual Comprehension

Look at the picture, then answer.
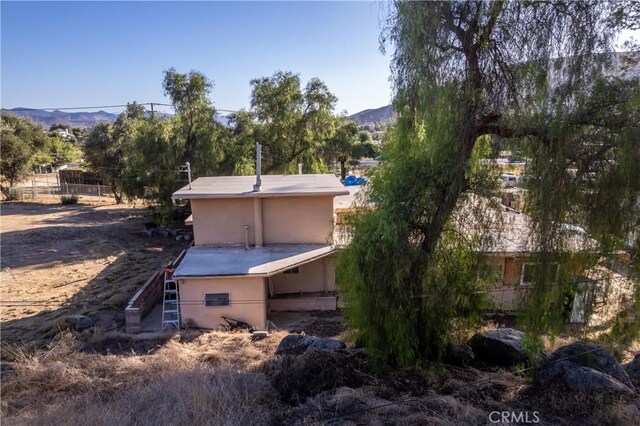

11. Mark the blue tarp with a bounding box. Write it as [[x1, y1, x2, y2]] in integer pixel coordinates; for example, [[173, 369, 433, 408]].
[[344, 175, 368, 186]]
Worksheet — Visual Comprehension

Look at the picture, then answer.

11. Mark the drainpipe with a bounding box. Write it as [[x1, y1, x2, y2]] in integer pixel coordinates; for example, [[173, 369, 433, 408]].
[[244, 225, 250, 250], [254, 198, 263, 247]]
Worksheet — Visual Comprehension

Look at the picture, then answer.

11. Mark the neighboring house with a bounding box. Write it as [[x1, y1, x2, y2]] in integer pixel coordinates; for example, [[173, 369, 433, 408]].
[[170, 174, 349, 330], [461, 199, 598, 313]]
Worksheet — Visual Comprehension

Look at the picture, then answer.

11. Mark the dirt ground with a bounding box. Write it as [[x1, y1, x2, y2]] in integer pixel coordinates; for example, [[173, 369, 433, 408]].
[[1, 197, 190, 346]]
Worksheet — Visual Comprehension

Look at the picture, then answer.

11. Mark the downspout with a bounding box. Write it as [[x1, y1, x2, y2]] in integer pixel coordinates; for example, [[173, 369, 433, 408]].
[[244, 225, 250, 250]]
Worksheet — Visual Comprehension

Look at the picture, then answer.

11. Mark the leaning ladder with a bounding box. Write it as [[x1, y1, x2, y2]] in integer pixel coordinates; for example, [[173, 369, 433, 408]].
[[161, 268, 181, 330]]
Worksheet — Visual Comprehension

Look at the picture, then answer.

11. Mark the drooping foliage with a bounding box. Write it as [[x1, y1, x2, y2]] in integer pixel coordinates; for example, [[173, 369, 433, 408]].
[[338, 0, 639, 366], [250, 71, 340, 174]]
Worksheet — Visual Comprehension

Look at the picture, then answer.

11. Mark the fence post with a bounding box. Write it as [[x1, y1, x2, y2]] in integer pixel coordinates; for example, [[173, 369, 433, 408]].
[[65, 181, 69, 195], [32, 176, 36, 201], [98, 183, 101, 197]]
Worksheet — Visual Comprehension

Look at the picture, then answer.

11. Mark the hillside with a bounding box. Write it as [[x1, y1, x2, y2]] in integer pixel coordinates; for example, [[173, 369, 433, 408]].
[[347, 104, 395, 126], [2, 107, 232, 129], [1, 108, 119, 128]]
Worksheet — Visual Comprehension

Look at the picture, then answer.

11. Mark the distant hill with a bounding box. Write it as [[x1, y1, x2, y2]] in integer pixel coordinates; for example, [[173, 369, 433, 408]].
[[1, 108, 119, 129], [2, 107, 231, 129], [347, 104, 395, 126]]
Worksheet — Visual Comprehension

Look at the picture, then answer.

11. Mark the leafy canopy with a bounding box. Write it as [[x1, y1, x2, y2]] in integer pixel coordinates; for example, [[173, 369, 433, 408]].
[[338, 0, 640, 366]]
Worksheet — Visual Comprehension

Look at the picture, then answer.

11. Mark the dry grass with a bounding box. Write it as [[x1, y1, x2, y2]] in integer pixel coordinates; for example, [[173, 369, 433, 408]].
[[1, 330, 289, 425]]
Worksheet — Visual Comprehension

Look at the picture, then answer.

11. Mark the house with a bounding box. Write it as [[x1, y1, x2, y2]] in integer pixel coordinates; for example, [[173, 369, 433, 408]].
[[456, 198, 598, 313], [169, 173, 349, 330]]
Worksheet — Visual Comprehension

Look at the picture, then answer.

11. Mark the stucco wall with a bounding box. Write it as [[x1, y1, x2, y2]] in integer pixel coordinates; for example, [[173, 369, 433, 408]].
[[179, 276, 266, 329], [262, 196, 334, 244], [191, 198, 255, 246], [270, 257, 336, 294]]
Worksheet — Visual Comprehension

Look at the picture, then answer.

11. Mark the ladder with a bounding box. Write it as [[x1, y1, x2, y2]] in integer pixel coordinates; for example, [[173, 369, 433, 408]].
[[161, 268, 181, 330]]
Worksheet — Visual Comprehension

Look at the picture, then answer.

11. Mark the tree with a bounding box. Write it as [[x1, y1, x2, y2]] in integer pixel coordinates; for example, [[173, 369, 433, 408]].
[[250, 71, 338, 173], [322, 117, 359, 179], [34, 136, 81, 167], [163, 68, 218, 170], [338, 1, 639, 366], [0, 113, 48, 196], [84, 103, 147, 203], [358, 130, 372, 143]]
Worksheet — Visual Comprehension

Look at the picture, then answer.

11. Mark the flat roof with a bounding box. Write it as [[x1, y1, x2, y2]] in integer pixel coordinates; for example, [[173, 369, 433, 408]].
[[173, 244, 335, 278], [172, 174, 349, 200]]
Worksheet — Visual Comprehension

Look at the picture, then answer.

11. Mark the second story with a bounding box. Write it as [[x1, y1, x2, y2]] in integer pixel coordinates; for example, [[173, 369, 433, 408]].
[[173, 174, 349, 247]]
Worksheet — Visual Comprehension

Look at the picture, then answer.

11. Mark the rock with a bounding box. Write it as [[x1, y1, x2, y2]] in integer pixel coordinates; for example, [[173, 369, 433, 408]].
[[468, 328, 528, 367], [275, 334, 346, 355], [309, 338, 347, 351], [562, 367, 635, 395], [444, 343, 475, 367], [64, 315, 95, 331], [535, 341, 633, 390], [623, 353, 640, 384]]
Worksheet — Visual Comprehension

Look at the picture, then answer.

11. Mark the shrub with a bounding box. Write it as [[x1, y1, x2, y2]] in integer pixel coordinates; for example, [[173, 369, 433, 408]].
[[60, 195, 78, 205]]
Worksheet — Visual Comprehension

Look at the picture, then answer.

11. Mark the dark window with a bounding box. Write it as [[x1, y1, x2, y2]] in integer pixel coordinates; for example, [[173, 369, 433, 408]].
[[204, 293, 230, 307], [283, 267, 300, 274]]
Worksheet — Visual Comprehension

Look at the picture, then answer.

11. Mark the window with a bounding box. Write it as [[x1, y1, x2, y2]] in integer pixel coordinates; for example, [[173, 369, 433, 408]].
[[204, 293, 230, 307], [283, 267, 300, 275], [521, 263, 559, 287], [479, 263, 504, 287]]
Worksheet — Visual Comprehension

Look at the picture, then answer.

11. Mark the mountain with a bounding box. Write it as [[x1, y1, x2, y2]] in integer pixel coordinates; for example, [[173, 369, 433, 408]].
[[347, 104, 395, 126], [2, 107, 231, 129], [1, 108, 119, 129]]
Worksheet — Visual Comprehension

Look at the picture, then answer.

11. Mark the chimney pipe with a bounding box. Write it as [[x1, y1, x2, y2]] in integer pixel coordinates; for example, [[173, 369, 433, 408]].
[[298, 163, 303, 175], [253, 143, 262, 192]]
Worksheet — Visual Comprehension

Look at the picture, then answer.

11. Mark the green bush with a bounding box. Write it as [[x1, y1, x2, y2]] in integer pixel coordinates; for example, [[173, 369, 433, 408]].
[[60, 194, 79, 205]]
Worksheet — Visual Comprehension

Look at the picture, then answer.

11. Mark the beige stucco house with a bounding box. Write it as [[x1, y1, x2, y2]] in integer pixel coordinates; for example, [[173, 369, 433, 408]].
[[170, 174, 349, 330]]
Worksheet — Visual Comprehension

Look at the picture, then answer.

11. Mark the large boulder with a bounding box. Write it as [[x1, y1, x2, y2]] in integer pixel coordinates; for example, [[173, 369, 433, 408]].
[[468, 328, 528, 367], [623, 353, 640, 385], [563, 367, 635, 395], [444, 343, 475, 367], [275, 334, 346, 356], [64, 315, 95, 331], [535, 342, 633, 390]]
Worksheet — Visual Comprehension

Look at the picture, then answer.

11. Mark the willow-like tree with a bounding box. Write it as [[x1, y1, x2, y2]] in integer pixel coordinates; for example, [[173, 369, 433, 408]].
[[250, 71, 338, 174], [338, 1, 639, 366]]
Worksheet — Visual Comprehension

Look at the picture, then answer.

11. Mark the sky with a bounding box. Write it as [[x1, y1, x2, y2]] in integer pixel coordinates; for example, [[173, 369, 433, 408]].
[[1, 1, 393, 115]]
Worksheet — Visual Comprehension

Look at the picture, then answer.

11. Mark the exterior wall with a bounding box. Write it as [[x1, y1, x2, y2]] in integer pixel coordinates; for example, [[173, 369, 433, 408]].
[[262, 196, 334, 244], [270, 257, 335, 294], [190, 198, 255, 246], [179, 276, 266, 330], [487, 255, 524, 311], [269, 294, 337, 312]]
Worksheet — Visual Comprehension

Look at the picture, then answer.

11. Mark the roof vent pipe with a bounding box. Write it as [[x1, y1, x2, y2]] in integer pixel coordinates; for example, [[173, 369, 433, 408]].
[[298, 163, 302, 175], [253, 143, 262, 192]]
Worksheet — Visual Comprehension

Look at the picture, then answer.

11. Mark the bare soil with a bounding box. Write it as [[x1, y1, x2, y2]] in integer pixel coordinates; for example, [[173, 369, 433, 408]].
[[1, 198, 190, 347]]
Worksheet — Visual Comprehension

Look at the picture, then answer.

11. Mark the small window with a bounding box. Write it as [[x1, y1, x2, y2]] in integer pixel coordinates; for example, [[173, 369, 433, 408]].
[[521, 263, 559, 287], [283, 267, 300, 274], [204, 293, 230, 307]]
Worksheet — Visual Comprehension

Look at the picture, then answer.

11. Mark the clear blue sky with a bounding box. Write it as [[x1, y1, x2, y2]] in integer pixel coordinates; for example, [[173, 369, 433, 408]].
[[1, 1, 393, 115]]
